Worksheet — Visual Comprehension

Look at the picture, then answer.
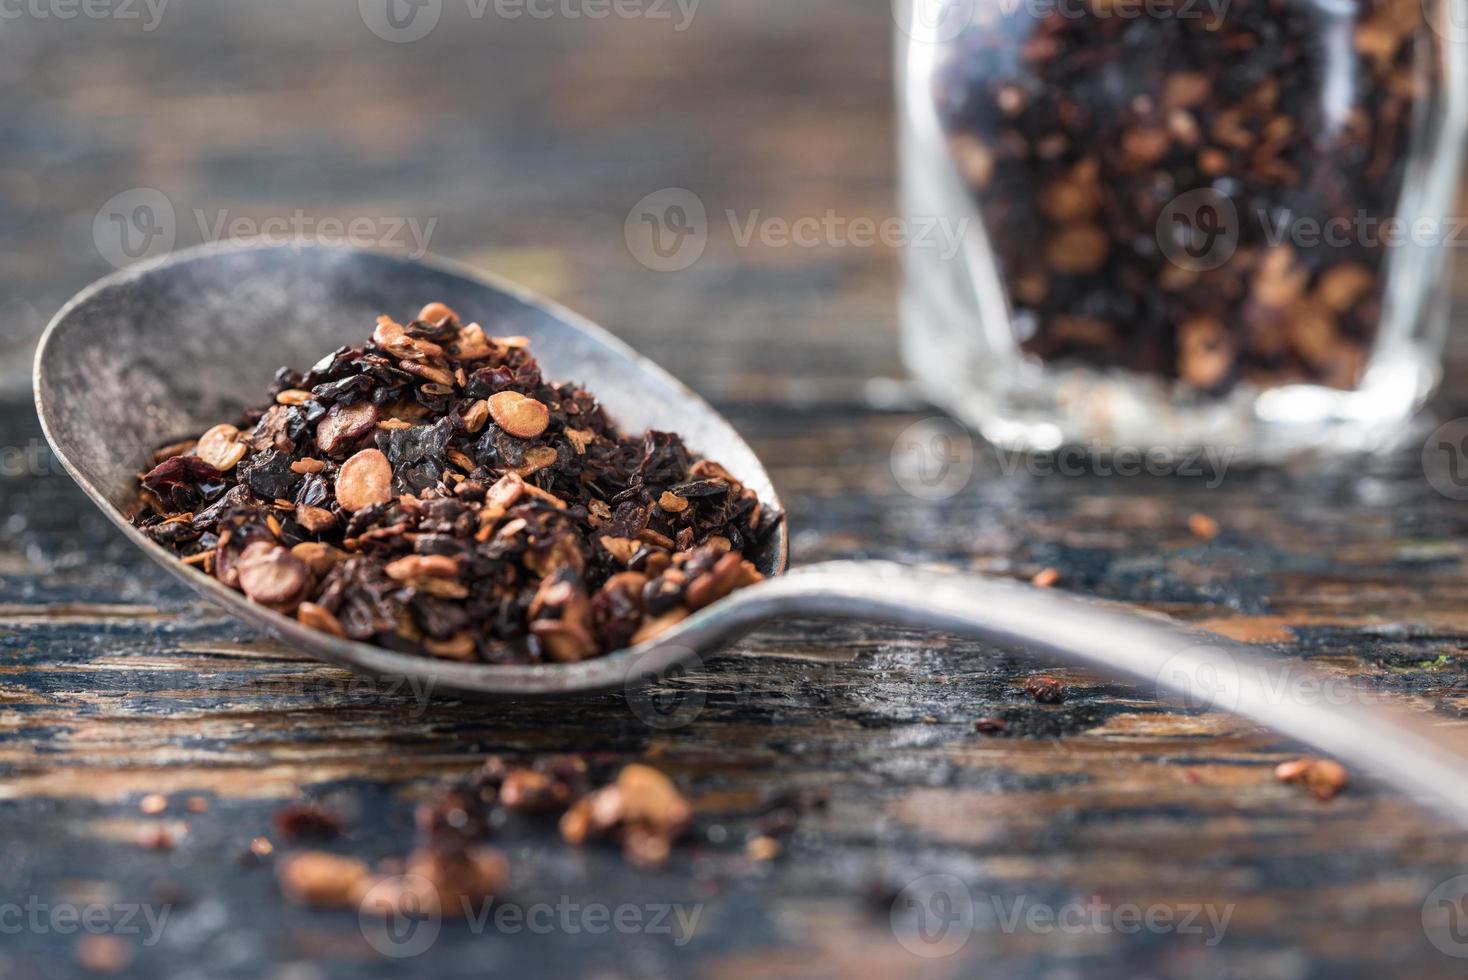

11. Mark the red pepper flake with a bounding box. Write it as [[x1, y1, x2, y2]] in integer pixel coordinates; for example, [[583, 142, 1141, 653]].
[[1024, 675, 1067, 704]]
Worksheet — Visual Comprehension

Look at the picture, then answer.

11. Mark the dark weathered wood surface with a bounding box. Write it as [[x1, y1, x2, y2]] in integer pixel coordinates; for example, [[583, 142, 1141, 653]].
[[6, 1, 1468, 977]]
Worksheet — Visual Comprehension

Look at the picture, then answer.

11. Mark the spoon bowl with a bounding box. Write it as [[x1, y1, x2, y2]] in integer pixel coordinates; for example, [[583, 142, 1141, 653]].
[[34, 242, 785, 698], [36, 242, 1468, 829]]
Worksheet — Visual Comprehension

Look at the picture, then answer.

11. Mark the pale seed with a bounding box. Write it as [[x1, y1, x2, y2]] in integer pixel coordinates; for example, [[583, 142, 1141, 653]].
[[297, 602, 346, 638], [275, 389, 313, 406], [488, 391, 550, 439], [463, 399, 491, 434], [237, 542, 310, 610], [417, 302, 459, 325], [516, 445, 558, 476], [277, 851, 369, 907], [424, 633, 477, 661], [335, 449, 394, 512], [385, 554, 460, 581], [196, 424, 247, 471]]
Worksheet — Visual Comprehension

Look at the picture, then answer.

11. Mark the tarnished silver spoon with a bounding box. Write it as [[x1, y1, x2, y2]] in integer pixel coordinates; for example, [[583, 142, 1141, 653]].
[[34, 242, 1468, 827]]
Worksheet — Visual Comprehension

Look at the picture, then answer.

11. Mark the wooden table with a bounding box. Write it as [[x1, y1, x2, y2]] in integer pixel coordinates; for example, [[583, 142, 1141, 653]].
[[5, 1, 1468, 976]]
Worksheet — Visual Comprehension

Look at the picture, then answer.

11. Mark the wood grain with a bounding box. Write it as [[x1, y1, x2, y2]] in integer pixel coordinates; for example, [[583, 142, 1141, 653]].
[[4, 1, 1468, 978]]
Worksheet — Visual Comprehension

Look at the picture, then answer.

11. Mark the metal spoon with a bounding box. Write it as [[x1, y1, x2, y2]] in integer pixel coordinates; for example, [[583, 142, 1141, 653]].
[[34, 243, 1468, 828]]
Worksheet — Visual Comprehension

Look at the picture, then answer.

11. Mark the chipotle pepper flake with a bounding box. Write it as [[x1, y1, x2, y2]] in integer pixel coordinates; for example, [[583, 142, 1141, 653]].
[[317, 401, 378, 456], [1024, 675, 1067, 704]]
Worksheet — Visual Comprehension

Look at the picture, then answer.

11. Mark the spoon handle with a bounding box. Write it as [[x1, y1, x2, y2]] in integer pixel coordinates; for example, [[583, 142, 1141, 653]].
[[724, 561, 1468, 828]]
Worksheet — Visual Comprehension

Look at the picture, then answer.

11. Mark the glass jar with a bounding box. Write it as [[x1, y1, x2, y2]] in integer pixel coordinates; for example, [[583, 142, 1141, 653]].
[[896, 0, 1467, 459]]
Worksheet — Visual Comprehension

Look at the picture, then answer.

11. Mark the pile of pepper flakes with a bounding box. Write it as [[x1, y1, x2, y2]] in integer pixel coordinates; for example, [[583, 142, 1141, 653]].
[[134, 302, 779, 664]]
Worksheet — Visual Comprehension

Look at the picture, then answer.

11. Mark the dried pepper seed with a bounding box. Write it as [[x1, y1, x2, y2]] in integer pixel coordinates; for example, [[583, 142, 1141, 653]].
[[335, 448, 394, 512], [1275, 757, 1349, 801], [385, 554, 460, 581], [462, 399, 491, 434], [487, 391, 551, 439], [1188, 513, 1221, 541], [417, 301, 459, 325], [297, 601, 347, 638], [133, 304, 778, 665], [196, 424, 247, 472], [1030, 567, 1060, 589], [276, 851, 369, 907], [237, 542, 310, 611]]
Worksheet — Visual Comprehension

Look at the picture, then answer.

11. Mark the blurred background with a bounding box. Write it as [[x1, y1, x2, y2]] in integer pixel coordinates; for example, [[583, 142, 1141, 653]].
[[1, 0, 902, 401]]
